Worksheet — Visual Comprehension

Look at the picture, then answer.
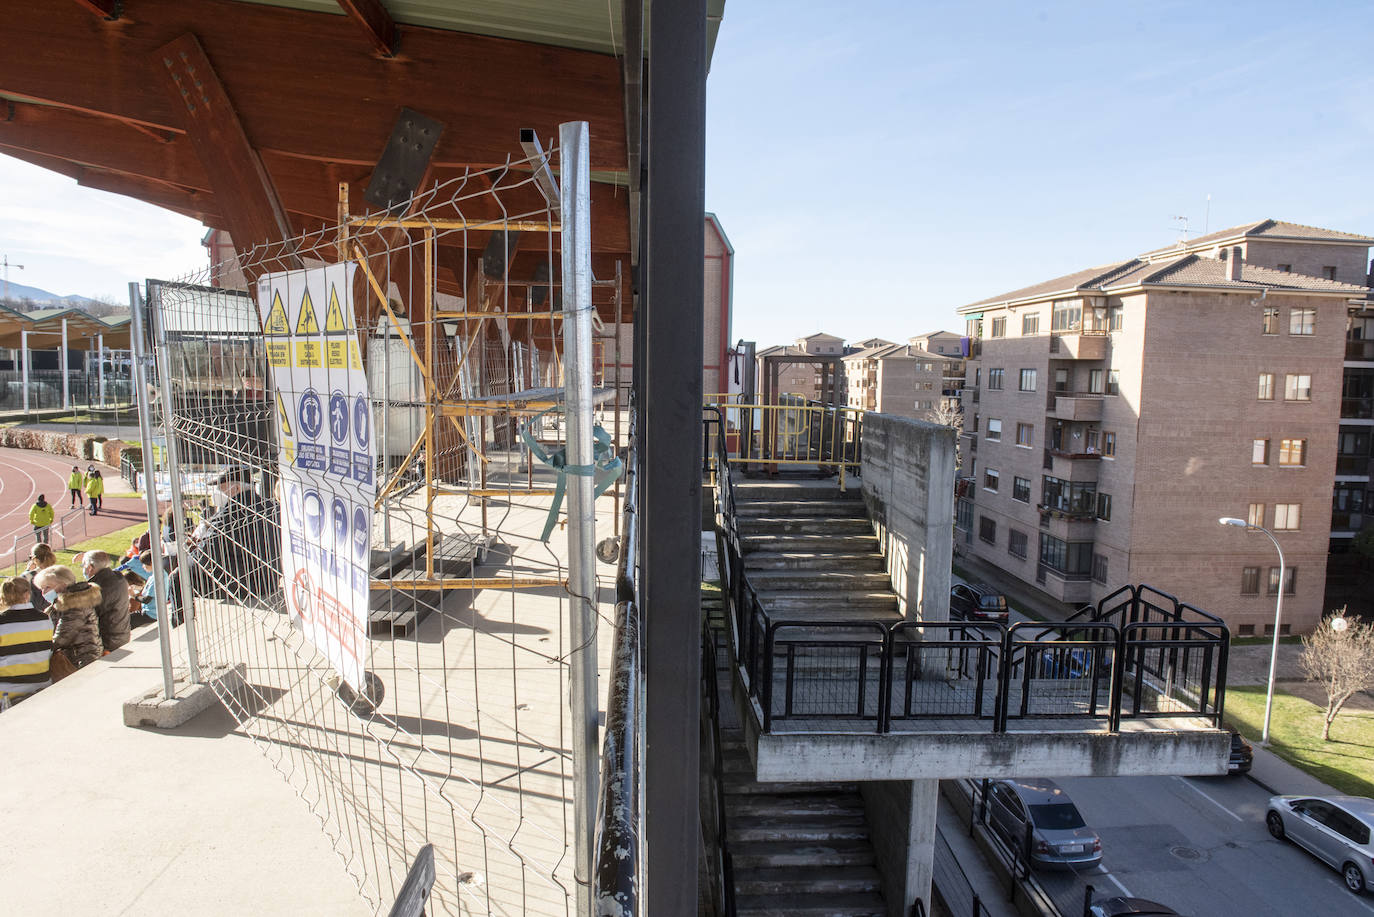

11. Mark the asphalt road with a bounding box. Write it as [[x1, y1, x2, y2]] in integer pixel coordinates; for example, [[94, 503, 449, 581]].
[[1034, 773, 1374, 917]]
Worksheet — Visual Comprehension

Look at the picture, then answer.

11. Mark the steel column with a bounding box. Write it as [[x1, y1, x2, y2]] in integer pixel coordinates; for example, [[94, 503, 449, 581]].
[[642, 1, 706, 912], [60, 318, 69, 409], [560, 119, 599, 917], [128, 282, 177, 699], [97, 333, 106, 407], [20, 329, 28, 414]]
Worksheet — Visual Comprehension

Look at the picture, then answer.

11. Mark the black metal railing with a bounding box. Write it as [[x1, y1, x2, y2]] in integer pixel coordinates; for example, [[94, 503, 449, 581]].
[[700, 618, 736, 917], [594, 420, 641, 915]]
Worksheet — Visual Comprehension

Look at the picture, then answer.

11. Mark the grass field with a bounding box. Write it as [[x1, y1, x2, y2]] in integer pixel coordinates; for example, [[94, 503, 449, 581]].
[[5, 522, 146, 579], [1226, 685, 1374, 797]]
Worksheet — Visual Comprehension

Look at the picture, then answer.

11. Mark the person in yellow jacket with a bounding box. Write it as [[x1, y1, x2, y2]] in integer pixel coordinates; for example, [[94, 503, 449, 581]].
[[29, 495, 54, 544], [84, 470, 104, 517], [66, 465, 85, 508]]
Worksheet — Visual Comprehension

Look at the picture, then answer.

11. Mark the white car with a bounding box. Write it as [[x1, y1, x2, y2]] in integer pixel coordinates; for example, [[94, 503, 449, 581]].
[[1266, 795, 1374, 894]]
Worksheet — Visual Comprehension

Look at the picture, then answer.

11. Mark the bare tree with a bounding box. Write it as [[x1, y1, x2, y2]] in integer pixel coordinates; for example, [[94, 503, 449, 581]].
[[1300, 608, 1374, 741], [928, 400, 962, 430]]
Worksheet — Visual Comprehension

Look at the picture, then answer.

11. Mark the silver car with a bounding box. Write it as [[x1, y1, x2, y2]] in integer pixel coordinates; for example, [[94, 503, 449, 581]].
[[987, 778, 1103, 870], [1266, 795, 1374, 894]]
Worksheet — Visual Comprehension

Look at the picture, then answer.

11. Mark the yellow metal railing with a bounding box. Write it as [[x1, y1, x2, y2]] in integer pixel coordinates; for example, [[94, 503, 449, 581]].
[[704, 395, 864, 488]]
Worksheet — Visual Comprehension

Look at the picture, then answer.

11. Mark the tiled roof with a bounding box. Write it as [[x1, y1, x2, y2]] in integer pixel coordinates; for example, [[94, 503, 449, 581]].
[[1123, 255, 1371, 294], [960, 260, 1142, 311], [1140, 219, 1374, 259]]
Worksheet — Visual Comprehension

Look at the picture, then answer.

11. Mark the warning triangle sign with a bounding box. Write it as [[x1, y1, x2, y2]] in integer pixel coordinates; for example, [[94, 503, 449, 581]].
[[276, 391, 293, 438], [295, 290, 320, 335], [324, 285, 347, 334], [264, 292, 290, 335]]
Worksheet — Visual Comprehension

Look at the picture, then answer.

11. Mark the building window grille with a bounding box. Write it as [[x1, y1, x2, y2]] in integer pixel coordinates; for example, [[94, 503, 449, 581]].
[[979, 516, 997, 544], [1012, 476, 1031, 503], [1009, 529, 1028, 559]]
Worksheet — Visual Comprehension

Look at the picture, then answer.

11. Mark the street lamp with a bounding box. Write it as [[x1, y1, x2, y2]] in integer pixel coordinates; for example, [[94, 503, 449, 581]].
[[1219, 516, 1284, 745]]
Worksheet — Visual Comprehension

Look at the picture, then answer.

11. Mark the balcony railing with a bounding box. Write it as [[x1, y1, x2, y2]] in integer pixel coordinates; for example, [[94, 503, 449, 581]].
[[1336, 455, 1373, 476], [1342, 397, 1374, 419], [1347, 340, 1374, 361]]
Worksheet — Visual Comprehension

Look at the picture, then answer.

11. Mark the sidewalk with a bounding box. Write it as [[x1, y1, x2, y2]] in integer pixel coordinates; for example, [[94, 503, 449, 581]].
[[935, 800, 1019, 917], [1245, 742, 1344, 798], [952, 548, 1080, 623]]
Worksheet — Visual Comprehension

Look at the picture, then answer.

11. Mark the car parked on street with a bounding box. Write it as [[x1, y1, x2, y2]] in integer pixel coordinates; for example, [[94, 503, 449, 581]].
[[949, 582, 1009, 624], [1087, 897, 1183, 916], [986, 778, 1102, 870], [1266, 794, 1374, 894], [1227, 728, 1253, 775]]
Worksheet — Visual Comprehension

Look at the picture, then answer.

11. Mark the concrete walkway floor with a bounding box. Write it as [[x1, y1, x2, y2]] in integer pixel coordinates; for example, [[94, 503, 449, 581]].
[[0, 625, 369, 917]]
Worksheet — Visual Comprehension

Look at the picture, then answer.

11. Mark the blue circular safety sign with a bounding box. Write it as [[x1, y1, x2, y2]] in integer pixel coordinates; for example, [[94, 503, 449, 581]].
[[298, 389, 323, 441], [353, 394, 370, 450], [328, 391, 349, 446]]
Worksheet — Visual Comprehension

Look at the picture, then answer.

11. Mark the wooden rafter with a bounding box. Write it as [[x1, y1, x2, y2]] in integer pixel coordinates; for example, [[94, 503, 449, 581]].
[[72, 0, 119, 20], [337, 0, 398, 58]]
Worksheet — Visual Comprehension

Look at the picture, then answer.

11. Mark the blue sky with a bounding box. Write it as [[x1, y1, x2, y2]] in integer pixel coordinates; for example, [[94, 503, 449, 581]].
[[1, 1, 1371, 335], [706, 0, 1374, 344]]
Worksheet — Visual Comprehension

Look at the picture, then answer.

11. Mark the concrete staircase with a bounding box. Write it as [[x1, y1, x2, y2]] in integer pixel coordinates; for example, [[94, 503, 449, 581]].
[[721, 729, 887, 917], [734, 480, 901, 625]]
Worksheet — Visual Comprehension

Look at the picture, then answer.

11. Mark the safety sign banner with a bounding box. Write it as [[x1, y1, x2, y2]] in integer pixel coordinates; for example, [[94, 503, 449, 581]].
[[257, 262, 373, 689]]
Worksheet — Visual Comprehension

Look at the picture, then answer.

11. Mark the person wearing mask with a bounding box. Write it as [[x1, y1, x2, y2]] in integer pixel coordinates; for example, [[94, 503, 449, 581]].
[[189, 466, 281, 604], [34, 566, 101, 670], [0, 576, 53, 708], [84, 470, 105, 516], [28, 495, 54, 544], [77, 551, 131, 653], [66, 466, 85, 508], [23, 543, 57, 615]]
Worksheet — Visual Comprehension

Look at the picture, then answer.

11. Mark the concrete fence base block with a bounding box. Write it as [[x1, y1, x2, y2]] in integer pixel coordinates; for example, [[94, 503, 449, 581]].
[[122, 662, 245, 729]]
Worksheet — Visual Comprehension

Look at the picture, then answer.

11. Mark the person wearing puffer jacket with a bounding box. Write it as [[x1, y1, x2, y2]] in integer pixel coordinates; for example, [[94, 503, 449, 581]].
[[34, 567, 102, 669]]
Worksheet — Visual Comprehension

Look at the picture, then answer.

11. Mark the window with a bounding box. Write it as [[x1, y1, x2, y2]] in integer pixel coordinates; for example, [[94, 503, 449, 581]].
[[1274, 503, 1300, 530], [1088, 369, 1104, 394], [986, 418, 1002, 440], [1263, 622, 1293, 636], [956, 499, 973, 530], [984, 469, 1000, 492], [1240, 566, 1261, 595], [1019, 369, 1037, 392], [1284, 373, 1312, 401], [1022, 314, 1040, 335], [1016, 423, 1033, 447], [991, 316, 1007, 338], [1257, 372, 1274, 400], [1053, 369, 1069, 392], [1267, 566, 1296, 596], [1108, 306, 1123, 331], [1009, 529, 1028, 559], [1252, 439, 1270, 465], [979, 516, 997, 544], [1038, 534, 1094, 577], [1238, 624, 1256, 636], [974, 367, 981, 387], [1086, 429, 1099, 452], [1051, 299, 1082, 332], [1262, 307, 1279, 335], [1095, 492, 1112, 522], [1247, 503, 1265, 527], [1102, 431, 1116, 456], [1277, 263, 1292, 273], [988, 368, 1004, 390], [1106, 370, 1120, 396], [1323, 266, 1337, 281], [1042, 476, 1097, 515], [1289, 307, 1316, 335], [1278, 438, 1306, 467], [1012, 476, 1031, 503], [1092, 553, 1108, 585]]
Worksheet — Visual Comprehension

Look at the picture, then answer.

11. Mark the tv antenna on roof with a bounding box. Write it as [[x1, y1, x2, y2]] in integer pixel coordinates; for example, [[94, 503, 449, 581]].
[[1, 255, 23, 303], [1171, 215, 1194, 242]]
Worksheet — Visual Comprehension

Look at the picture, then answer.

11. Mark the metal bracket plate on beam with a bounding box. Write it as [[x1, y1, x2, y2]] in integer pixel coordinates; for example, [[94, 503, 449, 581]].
[[365, 107, 445, 213]]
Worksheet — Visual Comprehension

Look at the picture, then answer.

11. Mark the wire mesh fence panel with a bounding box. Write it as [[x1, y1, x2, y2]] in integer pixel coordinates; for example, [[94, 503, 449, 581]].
[[142, 141, 626, 915]]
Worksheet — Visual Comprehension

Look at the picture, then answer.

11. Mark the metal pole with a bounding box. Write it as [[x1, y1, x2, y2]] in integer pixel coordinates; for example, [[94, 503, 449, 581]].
[[560, 118, 598, 917], [97, 333, 106, 408], [20, 329, 28, 414], [381, 319, 391, 546], [1260, 527, 1285, 745], [128, 282, 177, 700], [60, 318, 69, 410], [148, 283, 202, 684]]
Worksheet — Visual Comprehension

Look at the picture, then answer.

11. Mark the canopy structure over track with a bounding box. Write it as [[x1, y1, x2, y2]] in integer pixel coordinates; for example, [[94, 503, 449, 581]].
[[0, 304, 130, 350]]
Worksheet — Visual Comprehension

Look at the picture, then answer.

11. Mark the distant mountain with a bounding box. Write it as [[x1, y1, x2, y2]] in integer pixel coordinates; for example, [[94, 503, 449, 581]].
[[1, 281, 66, 302], [0, 281, 123, 315]]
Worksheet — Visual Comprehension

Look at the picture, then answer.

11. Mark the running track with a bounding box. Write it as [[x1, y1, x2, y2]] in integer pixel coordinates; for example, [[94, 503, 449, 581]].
[[0, 447, 155, 563]]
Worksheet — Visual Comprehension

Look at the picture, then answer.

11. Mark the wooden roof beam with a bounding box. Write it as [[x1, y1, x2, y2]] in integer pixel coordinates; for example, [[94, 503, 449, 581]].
[[337, 0, 398, 58], [72, 0, 120, 20], [156, 33, 300, 275]]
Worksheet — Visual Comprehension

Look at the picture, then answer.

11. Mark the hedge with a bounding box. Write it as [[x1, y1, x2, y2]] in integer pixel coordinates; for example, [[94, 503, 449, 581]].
[[0, 427, 127, 464]]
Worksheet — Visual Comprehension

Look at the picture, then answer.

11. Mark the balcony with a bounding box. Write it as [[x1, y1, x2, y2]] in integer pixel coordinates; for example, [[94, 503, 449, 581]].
[[1342, 397, 1374, 420], [1347, 340, 1374, 362], [1336, 455, 1373, 477], [1047, 393, 1103, 422], [1048, 329, 1109, 360], [1044, 448, 1101, 482], [1332, 510, 1367, 533], [1038, 504, 1098, 540]]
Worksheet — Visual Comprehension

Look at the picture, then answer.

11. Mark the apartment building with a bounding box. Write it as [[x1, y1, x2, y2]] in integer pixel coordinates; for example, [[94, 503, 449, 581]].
[[755, 332, 845, 402], [956, 220, 1374, 634], [909, 331, 967, 411], [843, 342, 960, 419]]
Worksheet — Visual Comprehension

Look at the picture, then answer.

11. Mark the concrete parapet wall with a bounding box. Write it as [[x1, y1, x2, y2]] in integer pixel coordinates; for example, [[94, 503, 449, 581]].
[[861, 413, 956, 621]]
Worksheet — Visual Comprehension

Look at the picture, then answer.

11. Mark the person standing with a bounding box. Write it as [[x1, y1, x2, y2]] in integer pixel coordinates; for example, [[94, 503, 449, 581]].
[[0, 576, 53, 708], [67, 466, 85, 508], [28, 495, 54, 544], [84, 469, 104, 516]]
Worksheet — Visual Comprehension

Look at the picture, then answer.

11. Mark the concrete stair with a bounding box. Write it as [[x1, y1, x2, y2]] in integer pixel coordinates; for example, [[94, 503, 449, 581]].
[[721, 733, 885, 917]]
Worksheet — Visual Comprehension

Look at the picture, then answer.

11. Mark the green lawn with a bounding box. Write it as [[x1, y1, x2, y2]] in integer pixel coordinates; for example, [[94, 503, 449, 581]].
[[1226, 685, 1374, 797], [5, 521, 148, 579]]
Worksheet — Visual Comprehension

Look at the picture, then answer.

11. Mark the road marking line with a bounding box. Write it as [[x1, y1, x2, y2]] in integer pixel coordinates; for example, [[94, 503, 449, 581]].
[[1176, 776, 1243, 822], [1097, 868, 1132, 898]]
